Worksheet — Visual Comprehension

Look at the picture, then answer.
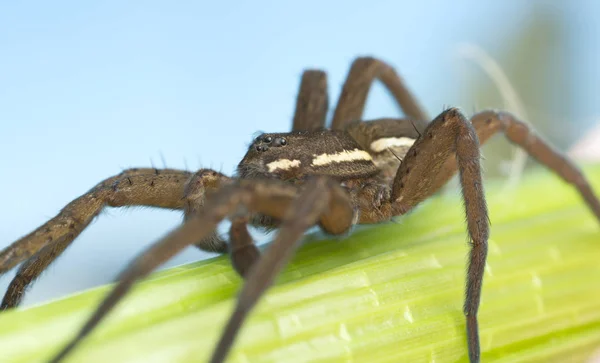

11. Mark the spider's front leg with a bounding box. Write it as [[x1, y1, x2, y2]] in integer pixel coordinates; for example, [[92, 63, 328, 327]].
[[0, 167, 231, 310], [0, 168, 191, 309], [385, 108, 489, 362], [47, 177, 354, 363], [209, 178, 354, 363], [0, 168, 190, 274]]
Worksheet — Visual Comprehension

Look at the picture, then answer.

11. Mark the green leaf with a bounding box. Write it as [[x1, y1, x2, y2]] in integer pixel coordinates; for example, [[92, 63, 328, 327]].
[[1, 165, 600, 363]]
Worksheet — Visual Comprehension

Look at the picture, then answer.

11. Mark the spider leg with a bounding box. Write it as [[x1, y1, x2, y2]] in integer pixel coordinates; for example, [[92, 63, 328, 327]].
[[379, 108, 600, 362], [209, 177, 353, 363], [291, 70, 328, 131], [229, 216, 260, 276], [0, 168, 192, 275], [184, 169, 233, 253], [0, 168, 233, 310], [427, 110, 600, 219], [386, 108, 488, 363], [48, 178, 353, 363], [0, 168, 192, 309], [331, 57, 429, 130], [1, 235, 71, 309]]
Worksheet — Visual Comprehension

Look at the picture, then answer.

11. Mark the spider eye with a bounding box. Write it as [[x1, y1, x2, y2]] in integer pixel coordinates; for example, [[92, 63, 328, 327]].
[[273, 137, 287, 146], [263, 136, 273, 143]]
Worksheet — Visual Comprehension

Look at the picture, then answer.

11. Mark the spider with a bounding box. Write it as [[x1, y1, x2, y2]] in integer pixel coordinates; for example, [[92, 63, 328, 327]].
[[1, 56, 599, 363]]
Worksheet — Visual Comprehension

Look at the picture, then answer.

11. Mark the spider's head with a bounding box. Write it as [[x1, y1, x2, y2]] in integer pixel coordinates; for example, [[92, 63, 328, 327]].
[[238, 132, 302, 181]]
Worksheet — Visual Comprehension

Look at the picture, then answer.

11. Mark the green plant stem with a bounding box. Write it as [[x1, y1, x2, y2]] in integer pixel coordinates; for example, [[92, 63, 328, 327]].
[[1, 166, 600, 363]]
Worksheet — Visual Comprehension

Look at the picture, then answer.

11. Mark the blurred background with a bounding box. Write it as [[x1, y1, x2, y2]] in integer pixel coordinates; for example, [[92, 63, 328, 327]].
[[1, 0, 599, 307]]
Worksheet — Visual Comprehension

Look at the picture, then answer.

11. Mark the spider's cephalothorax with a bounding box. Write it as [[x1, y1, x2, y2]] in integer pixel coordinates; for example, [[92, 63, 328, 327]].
[[238, 129, 396, 241], [239, 130, 380, 182], [1, 57, 599, 363]]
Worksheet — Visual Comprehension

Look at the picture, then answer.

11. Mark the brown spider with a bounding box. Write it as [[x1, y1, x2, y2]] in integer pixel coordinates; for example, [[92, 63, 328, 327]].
[[1, 57, 599, 363]]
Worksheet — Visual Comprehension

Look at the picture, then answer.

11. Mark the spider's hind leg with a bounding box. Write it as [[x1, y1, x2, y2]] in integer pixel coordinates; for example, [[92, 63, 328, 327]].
[[478, 111, 600, 219]]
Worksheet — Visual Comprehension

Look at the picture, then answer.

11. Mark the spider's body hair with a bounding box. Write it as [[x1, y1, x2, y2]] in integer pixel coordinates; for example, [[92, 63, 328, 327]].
[[311, 148, 372, 166], [369, 137, 415, 153], [266, 159, 301, 172], [343, 118, 422, 180]]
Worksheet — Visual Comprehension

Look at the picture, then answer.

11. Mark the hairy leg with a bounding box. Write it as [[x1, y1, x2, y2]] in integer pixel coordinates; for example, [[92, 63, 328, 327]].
[[291, 70, 328, 132], [228, 216, 259, 276], [0, 168, 192, 309], [209, 177, 354, 363], [48, 178, 352, 363], [428, 110, 600, 220], [381, 108, 600, 362], [331, 57, 429, 130], [386, 108, 488, 362], [1, 235, 71, 309], [183, 169, 233, 253]]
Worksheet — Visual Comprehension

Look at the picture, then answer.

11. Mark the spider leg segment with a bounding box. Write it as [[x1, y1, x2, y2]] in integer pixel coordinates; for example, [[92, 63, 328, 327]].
[[1, 234, 71, 309], [183, 169, 233, 253], [48, 177, 353, 363], [0, 168, 192, 310], [331, 57, 430, 130], [228, 216, 260, 277], [292, 70, 329, 132]]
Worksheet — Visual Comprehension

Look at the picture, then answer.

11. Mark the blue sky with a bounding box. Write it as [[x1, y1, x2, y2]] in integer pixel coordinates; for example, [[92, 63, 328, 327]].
[[1, 1, 599, 306]]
